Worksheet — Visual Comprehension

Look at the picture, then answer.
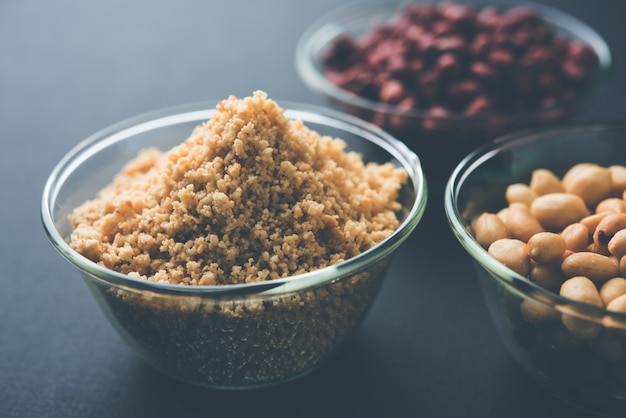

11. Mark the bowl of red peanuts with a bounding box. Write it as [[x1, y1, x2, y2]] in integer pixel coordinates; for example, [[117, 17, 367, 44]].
[[445, 122, 626, 417], [296, 0, 612, 181]]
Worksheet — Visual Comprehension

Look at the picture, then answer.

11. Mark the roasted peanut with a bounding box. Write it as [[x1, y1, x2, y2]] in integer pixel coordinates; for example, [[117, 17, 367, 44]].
[[600, 277, 626, 305], [560, 276, 604, 339], [560, 276, 604, 307], [560, 223, 590, 253], [529, 264, 565, 291], [469, 161, 626, 405], [593, 213, 626, 255], [609, 165, 626, 197], [562, 163, 612, 207], [608, 229, 626, 258], [505, 183, 537, 206], [619, 256, 626, 276], [473, 212, 509, 248], [499, 203, 543, 242], [596, 197, 626, 214], [529, 168, 564, 196], [604, 294, 626, 330], [530, 193, 589, 231], [607, 294, 626, 313], [527, 232, 566, 264], [520, 299, 559, 324], [562, 314, 602, 340], [580, 212, 611, 237], [561, 249, 575, 263], [561, 252, 619, 284], [496, 206, 509, 219], [561, 163, 596, 183], [487, 238, 531, 277]]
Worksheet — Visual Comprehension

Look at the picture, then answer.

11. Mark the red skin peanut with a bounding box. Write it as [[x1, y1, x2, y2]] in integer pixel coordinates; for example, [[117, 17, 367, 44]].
[[466, 95, 492, 115], [379, 79, 405, 103]]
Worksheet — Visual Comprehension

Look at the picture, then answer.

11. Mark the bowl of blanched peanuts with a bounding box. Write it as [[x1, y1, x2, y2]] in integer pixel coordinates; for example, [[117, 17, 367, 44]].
[[445, 122, 626, 416]]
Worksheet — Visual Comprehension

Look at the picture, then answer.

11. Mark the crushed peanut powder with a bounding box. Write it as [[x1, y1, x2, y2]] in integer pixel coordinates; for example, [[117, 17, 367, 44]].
[[69, 91, 407, 285]]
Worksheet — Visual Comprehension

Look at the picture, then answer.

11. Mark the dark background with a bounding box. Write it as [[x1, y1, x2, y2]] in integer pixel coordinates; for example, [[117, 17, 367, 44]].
[[1, 1, 625, 417]]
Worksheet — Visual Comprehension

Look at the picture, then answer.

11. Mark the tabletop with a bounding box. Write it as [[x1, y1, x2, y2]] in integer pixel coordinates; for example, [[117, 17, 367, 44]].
[[2, 0, 625, 417]]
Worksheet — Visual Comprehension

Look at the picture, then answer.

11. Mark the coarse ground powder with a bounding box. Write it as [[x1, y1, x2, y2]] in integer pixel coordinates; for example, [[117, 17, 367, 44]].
[[69, 91, 407, 285], [69, 91, 411, 388]]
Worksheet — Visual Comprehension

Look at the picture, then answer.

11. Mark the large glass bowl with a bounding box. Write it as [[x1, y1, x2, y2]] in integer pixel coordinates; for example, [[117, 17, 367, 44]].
[[41, 101, 427, 390], [445, 122, 626, 417], [296, 0, 613, 181]]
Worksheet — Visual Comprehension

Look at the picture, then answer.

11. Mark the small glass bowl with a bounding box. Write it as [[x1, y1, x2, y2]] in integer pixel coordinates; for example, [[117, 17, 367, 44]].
[[296, 0, 612, 181], [445, 122, 626, 417], [41, 101, 427, 389]]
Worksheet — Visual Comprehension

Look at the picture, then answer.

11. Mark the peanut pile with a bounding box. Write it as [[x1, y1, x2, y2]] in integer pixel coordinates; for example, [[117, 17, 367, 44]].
[[321, 2, 602, 180], [471, 163, 626, 411], [323, 3, 599, 125], [474, 163, 626, 335]]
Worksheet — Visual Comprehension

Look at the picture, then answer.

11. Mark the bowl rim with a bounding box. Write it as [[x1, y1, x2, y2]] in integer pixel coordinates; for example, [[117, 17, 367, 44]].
[[444, 120, 626, 320], [41, 99, 428, 297], [295, 0, 613, 121]]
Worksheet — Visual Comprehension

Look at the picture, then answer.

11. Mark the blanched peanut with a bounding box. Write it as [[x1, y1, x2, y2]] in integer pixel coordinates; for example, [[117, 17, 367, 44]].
[[560, 276, 604, 340], [527, 232, 566, 263], [529, 168, 564, 195], [593, 213, 626, 255], [530, 193, 589, 231], [560, 276, 604, 307], [562, 163, 612, 207], [473, 212, 509, 248], [600, 277, 626, 305], [596, 197, 626, 214], [487, 238, 531, 277], [609, 165, 626, 196], [529, 264, 565, 291], [505, 183, 537, 206], [561, 252, 619, 284], [499, 203, 543, 242], [608, 229, 626, 258], [561, 223, 590, 253]]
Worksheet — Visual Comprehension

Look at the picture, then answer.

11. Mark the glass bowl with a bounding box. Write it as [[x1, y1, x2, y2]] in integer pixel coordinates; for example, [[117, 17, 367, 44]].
[[41, 101, 427, 390], [445, 122, 626, 417], [296, 0, 613, 181]]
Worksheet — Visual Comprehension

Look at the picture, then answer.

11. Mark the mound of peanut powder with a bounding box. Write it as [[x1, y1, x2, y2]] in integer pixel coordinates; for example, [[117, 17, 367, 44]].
[[69, 91, 408, 286]]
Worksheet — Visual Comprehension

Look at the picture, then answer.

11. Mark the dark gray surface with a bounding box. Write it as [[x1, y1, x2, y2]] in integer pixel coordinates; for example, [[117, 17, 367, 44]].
[[1, 1, 625, 417]]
